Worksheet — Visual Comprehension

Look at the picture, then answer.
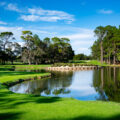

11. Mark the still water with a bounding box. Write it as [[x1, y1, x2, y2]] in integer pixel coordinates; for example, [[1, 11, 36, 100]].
[[9, 67, 120, 102]]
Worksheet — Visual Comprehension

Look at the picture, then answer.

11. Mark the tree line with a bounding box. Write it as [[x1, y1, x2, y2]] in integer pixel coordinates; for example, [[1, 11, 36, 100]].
[[0, 31, 74, 65], [73, 53, 92, 60], [91, 25, 120, 64]]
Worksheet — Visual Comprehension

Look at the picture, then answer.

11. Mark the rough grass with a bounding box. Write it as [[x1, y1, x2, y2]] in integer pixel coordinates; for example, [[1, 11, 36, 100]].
[[0, 65, 120, 120]]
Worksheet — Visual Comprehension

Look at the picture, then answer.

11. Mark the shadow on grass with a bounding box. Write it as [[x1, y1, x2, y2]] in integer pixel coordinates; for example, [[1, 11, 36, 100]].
[[0, 71, 46, 77], [0, 87, 61, 119], [70, 115, 120, 120], [0, 89, 61, 109], [0, 66, 15, 71], [0, 112, 23, 120], [48, 115, 120, 120]]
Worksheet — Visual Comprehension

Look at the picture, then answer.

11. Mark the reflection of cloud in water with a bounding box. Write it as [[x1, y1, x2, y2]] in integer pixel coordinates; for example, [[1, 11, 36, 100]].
[[10, 83, 29, 93], [69, 70, 96, 97]]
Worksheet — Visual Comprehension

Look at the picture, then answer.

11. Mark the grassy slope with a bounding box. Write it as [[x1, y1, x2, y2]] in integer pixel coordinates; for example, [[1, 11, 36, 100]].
[[0, 65, 120, 120], [0, 71, 50, 84]]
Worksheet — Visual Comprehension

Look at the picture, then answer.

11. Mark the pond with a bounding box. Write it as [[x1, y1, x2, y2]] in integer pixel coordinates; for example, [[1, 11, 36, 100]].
[[9, 67, 120, 102]]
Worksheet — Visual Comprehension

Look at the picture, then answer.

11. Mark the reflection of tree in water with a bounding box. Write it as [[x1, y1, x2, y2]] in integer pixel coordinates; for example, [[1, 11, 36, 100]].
[[92, 67, 120, 102], [43, 71, 73, 96], [10, 71, 73, 96]]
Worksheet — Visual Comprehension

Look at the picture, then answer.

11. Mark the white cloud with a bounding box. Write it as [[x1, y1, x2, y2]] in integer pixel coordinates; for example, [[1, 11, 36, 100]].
[[18, 42, 24, 47], [21, 8, 74, 23], [0, 26, 56, 42], [1, 2, 74, 23], [21, 15, 40, 22], [6, 3, 21, 12], [75, 48, 90, 54], [21, 15, 72, 22], [0, 21, 7, 25], [98, 9, 113, 14], [0, 26, 23, 41], [60, 28, 94, 55], [28, 8, 73, 17], [63, 33, 92, 39]]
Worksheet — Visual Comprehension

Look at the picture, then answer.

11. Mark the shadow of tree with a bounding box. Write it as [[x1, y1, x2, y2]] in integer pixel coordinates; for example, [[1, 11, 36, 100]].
[[0, 66, 15, 71], [0, 71, 45, 77], [70, 115, 120, 120], [0, 92, 61, 108], [0, 88, 61, 119], [47, 114, 120, 120], [0, 112, 23, 120]]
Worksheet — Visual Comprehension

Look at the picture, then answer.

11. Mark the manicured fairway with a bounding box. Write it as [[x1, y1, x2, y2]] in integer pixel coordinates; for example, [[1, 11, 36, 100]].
[[0, 65, 120, 120]]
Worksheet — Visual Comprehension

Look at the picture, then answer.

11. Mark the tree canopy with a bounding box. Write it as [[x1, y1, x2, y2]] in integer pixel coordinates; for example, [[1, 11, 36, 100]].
[[0, 31, 74, 65], [91, 25, 120, 64]]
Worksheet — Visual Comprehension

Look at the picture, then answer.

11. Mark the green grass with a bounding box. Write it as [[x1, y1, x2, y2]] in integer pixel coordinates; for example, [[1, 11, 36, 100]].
[[0, 64, 51, 71], [14, 64, 51, 70], [86, 60, 108, 66], [0, 65, 120, 120], [0, 71, 50, 84], [69, 60, 120, 67], [71, 60, 108, 66]]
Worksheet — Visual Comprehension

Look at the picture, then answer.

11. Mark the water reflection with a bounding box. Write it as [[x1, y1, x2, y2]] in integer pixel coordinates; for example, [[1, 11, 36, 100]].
[[93, 67, 120, 102], [9, 67, 120, 102]]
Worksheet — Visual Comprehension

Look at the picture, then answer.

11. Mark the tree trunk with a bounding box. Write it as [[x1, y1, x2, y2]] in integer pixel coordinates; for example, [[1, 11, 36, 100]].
[[108, 54, 111, 64], [101, 68, 104, 89], [107, 58, 109, 64], [28, 59, 31, 65], [113, 53, 116, 64], [2, 60, 5, 65], [11, 60, 13, 65], [113, 67, 116, 83], [113, 42, 116, 64], [100, 41, 103, 64], [36, 61, 38, 65]]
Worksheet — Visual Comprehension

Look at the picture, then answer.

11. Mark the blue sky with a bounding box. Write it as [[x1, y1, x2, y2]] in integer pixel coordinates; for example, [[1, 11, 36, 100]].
[[0, 0, 120, 55]]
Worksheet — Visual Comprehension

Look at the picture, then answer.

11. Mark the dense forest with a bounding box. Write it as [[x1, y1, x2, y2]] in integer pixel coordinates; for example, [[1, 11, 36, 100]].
[[91, 25, 120, 64], [0, 31, 74, 64]]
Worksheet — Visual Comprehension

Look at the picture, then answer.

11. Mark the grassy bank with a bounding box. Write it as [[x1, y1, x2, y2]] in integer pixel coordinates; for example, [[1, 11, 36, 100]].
[[0, 64, 51, 71], [0, 65, 120, 120]]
